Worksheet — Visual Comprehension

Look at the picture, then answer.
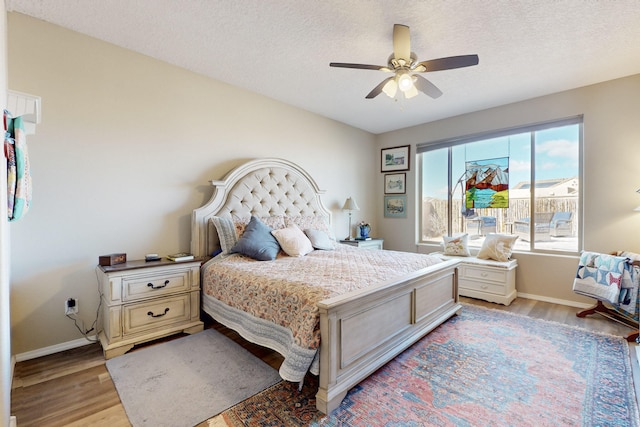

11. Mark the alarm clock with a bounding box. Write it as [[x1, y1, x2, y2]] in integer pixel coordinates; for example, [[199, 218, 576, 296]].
[[99, 253, 127, 266]]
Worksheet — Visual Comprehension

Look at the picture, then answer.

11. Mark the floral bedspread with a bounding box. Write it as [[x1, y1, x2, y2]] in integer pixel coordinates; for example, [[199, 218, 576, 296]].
[[201, 245, 442, 351]]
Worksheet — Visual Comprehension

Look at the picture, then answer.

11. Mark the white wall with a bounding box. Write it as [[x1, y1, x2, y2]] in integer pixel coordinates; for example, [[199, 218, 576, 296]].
[[377, 74, 640, 305], [6, 13, 377, 355]]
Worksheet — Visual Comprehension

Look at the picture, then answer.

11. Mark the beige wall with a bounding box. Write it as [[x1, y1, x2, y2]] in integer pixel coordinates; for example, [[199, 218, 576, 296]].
[[7, 13, 376, 355], [8, 11, 640, 356], [1, 1, 12, 424], [377, 73, 640, 305]]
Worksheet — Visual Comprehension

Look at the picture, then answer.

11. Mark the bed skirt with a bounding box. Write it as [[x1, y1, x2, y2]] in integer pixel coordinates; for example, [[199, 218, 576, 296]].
[[202, 293, 319, 382]]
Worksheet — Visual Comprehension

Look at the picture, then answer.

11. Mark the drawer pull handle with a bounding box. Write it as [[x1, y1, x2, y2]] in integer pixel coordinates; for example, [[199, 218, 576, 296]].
[[480, 273, 489, 277], [147, 280, 170, 290], [481, 285, 489, 289], [147, 308, 170, 318]]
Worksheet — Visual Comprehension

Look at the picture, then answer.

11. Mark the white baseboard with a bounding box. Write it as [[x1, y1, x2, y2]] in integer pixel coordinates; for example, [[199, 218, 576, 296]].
[[10, 354, 15, 385], [10, 416, 16, 427], [517, 292, 592, 309], [15, 336, 98, 362]]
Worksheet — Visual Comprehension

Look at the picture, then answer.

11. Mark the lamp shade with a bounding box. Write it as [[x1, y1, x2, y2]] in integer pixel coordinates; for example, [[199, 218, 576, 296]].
[[397, 72, 413, 92], [382, 79, 398, 98], [342, 197, 360, 211]]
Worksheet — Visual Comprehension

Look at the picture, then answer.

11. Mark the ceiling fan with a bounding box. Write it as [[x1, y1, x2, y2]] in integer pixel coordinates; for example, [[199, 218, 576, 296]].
[[330, 24, 479, 100]]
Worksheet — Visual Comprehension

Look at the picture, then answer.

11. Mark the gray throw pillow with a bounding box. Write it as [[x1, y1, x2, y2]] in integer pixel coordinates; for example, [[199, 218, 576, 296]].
[[230, 216, 281, 261]]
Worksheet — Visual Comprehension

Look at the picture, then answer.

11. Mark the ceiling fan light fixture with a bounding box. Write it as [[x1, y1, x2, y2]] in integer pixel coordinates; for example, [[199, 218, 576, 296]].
[[329, 24, 478, 100], [382, 79, 398, 98], [404, 84, 419, 99], [397, 71, 414, 92]]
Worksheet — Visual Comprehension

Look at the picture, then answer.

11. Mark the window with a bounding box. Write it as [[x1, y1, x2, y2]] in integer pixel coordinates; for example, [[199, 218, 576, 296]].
[[418, 117, 582, 253]]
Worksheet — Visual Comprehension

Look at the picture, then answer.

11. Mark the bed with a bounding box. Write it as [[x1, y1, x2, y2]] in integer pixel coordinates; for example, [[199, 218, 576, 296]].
[[191, 158, 461, 414]]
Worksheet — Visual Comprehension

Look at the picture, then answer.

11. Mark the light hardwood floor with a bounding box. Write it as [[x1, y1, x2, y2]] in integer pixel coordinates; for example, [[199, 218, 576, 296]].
[[10, 297, 639, 426]]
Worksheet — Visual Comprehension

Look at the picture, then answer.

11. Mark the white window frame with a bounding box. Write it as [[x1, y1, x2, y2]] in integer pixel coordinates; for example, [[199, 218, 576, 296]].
[[417, 116, 583, 254]]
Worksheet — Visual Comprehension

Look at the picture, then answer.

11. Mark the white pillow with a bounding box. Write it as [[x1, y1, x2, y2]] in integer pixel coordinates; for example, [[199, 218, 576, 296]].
[[271, 225, 314, 257], [477, 233, 518, 262], [442, 234, 470, 257], [304, 229, 336, 250]]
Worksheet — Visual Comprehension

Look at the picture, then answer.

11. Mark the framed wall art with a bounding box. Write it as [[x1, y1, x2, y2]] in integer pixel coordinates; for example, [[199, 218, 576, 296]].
[[384, 173, 406, 194], [384, 195, 407, 218], [381, 145, 410, 172]]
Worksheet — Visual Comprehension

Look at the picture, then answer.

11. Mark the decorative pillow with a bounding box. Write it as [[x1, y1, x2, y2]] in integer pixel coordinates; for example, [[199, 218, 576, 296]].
[[211, 216, 238, 254], [207, 219, 222, 256], [271, 225, 314, 257], [286, 216, 335, 241], [233, 215, 285, 238], [211, 248, 223, 258], [477, 233, 518, 262], [304, 229, 336, 250], [442, 234, 470, 257], [230, 216, 281, 261]]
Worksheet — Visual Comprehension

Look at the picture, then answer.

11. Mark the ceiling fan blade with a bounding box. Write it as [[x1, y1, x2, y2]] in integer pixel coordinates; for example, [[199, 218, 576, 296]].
[[366, 76, 395, 99], [329, 62, 390, 71], [415, 54, 479, 72], [414, 74, 443, 99], [393, 24, 411, 62]]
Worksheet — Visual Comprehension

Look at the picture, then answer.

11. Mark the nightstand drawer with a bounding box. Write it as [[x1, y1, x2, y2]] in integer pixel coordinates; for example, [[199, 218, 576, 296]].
[[459, 278, 506, 296], [461, 265, 507, 284], [123, 294, 191, 335], [122, 270, 191, 302]]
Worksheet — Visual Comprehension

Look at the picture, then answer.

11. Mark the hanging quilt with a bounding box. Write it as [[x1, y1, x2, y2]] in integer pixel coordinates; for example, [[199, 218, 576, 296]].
[[4, 110, 32, 221]]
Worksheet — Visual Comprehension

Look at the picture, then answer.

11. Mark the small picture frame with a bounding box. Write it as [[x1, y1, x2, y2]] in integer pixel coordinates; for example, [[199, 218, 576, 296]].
[[381, 145, 410, 172], [384, 173, 406, 194], [384, 195, 407, 218]]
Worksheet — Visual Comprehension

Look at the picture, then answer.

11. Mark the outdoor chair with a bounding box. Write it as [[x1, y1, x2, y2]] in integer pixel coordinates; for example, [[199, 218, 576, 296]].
[[465, 215, 497, 237], [514, 212, 555, 242], [550, 211, 573, 237]]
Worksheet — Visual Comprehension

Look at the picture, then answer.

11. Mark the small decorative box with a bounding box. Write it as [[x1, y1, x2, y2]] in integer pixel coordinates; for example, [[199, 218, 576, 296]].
[[99, 253, 127, 266]]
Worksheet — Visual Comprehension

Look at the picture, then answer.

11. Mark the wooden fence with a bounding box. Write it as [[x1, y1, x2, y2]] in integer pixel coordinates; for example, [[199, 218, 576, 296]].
[[421, 196, 578, 240]]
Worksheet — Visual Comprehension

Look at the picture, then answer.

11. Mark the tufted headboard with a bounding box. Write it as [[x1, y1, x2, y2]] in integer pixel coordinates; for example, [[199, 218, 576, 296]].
[[191, 158, 332, 257]]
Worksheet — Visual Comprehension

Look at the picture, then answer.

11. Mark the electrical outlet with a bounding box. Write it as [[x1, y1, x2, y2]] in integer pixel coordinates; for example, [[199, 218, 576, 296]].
[[65, 298, 78, 315]]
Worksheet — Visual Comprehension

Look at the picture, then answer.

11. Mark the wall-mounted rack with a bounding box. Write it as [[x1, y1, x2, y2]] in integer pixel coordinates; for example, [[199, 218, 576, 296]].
[[7, 90, 41, 135]]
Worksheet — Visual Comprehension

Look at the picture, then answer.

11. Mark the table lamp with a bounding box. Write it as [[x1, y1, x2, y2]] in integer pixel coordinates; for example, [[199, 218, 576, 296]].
[[342, 197, 360, 240]]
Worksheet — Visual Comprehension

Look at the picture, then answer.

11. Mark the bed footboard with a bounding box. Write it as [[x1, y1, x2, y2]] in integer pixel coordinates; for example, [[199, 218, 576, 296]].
[[315, 259, 460, 414]]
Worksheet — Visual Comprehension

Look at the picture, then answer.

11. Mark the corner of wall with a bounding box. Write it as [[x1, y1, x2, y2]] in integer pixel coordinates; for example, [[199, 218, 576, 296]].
[[1, 2, 14, 426]]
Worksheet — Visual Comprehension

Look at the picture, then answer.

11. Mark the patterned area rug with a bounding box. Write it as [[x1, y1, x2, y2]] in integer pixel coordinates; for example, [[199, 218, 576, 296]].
[[210, 304, 639, 427]]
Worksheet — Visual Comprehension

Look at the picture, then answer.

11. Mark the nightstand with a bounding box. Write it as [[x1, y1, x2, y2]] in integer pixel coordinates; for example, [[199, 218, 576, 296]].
[[97, 258, 204, 359], [434, 254, 517, 305], [340, 238, 384, 250]]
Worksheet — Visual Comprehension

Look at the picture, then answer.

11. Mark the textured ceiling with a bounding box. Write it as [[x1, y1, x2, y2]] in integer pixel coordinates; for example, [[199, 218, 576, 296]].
[[6, 0, 640, 134]]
